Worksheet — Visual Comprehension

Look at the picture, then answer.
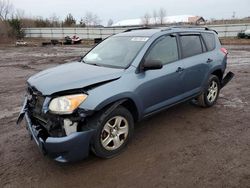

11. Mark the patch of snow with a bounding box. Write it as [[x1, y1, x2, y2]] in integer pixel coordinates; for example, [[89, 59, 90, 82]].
[[219, 97, 248, 108], [112, 15, 195, 26]]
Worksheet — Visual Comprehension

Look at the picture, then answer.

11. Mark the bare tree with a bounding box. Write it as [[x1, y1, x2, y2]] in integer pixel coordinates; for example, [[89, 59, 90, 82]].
[[49, 13, 60, 27], [107, 19, 113, 27], [158, 8, 166, 25], [153, 10, 158, 25], [92, 14, 101, 26], [0, 0, 13, 20], [83, 12, 93, 26], [141, 12, 151, 26], [81, 11, 101, 27]]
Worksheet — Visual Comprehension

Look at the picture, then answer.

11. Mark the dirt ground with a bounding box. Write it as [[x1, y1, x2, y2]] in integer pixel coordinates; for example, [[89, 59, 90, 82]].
[[0, 44, 249, 188]]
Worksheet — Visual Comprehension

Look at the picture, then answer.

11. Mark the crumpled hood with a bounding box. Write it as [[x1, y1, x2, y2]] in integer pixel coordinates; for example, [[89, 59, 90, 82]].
[[28, 62, 124, 95]]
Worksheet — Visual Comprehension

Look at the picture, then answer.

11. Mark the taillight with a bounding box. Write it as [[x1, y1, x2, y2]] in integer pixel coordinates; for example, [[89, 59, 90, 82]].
[[220, 48, 228, 55]]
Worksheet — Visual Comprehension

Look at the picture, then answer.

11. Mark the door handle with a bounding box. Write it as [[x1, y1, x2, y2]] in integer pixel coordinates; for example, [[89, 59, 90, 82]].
[[207, 58, 213, 63], [176, 67, 184, 73]]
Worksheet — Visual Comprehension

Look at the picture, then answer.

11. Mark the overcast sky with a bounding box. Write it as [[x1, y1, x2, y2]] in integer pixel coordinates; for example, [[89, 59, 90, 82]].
[[11, 0, 250, 25]]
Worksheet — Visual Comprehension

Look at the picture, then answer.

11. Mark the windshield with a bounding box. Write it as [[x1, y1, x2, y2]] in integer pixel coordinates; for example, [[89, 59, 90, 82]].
[[83, 36, 148, 68]]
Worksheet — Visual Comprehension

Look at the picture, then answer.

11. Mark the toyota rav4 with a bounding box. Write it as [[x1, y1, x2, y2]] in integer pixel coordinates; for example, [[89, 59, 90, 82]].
[[17, 26, 234, 162]]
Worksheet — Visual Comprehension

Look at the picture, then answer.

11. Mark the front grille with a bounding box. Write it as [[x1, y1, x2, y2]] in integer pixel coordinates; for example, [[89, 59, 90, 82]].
[[27, 86, 47, 127], [33, 95, 45, 115], [27, 88, 45, 115], [26, 85, 65, 137]]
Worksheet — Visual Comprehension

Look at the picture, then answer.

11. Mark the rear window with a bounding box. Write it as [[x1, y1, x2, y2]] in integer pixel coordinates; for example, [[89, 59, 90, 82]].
[[180, 35, 203, 58], [202, 33, 216, 51]]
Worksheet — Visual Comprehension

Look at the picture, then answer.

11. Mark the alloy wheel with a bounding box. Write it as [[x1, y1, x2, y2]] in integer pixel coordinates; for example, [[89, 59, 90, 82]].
[[207, 80, 218, 103], [100, 116, 129, 151]]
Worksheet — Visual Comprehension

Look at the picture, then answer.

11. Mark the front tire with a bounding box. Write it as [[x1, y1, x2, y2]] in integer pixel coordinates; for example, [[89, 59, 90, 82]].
[[194, 75, 221, 107], [90, 106, 134, 158]]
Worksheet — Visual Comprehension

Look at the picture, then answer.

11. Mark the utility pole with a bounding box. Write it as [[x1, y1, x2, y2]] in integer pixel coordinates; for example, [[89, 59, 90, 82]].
[[232, 11, 236, 19]]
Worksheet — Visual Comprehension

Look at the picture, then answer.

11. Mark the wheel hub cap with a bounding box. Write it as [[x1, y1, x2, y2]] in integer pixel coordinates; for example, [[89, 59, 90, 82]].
[[111, 129, 118, 137], [101, 116, 129, 151]]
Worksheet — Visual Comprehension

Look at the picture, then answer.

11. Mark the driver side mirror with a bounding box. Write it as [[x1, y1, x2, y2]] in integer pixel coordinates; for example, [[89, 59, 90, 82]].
[[141, 59, 163, 71]]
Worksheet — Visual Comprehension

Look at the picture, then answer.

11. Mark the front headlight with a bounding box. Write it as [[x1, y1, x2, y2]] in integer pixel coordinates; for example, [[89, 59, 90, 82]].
[[49, 94, 87, 114]]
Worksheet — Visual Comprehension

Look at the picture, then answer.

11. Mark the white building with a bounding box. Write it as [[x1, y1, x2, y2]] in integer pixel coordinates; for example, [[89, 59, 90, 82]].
[[112, 15, 205, 26]]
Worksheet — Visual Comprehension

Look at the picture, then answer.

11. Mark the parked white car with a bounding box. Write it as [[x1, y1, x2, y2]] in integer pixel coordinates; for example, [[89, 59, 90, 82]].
[[238, 29, 250, 39]]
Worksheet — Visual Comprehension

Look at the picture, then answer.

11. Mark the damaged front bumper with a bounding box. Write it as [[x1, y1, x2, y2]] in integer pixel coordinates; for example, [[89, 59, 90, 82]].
[[22, 111, 95, 162]]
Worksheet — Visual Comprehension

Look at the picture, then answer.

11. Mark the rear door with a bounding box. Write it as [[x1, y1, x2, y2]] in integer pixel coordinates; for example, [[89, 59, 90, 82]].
[[178, 33, 210, 96]]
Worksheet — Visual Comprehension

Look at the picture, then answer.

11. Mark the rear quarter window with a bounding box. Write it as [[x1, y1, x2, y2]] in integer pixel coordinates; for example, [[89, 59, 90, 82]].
[[202, 33, 216, 51]]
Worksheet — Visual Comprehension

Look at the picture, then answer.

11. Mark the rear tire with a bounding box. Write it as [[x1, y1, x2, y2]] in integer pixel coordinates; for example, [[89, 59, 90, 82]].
[[193, 75, 220, 107], [88, 106, 134, 158]]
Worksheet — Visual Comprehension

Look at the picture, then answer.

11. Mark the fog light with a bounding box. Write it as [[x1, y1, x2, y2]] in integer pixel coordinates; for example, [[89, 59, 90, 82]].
[[63, 119, 78, 136]]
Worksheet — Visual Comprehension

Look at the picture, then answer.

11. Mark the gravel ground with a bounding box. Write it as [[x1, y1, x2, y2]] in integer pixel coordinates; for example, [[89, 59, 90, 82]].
[[0, 45, 249, 188]]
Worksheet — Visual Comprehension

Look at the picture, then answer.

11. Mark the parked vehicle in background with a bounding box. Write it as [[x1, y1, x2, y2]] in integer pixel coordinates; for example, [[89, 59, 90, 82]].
[[64, 35, 82, 44], [17, 26, 234, 162], [238, 29, 250, 39]]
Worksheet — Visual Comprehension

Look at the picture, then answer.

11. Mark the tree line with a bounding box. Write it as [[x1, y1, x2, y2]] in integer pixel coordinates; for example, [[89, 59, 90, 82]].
[[0, 0, 113, 39], [0, 0, 169, 40], [30, 12, 104, 28]]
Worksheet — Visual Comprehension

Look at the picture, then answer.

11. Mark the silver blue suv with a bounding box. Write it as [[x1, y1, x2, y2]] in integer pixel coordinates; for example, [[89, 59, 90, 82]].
[[17, 26, 234, 162]]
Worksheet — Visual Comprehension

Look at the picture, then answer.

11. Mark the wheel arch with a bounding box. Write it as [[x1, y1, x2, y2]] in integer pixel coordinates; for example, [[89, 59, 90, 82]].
[[211, 69, 223, 82], [95, 97, 141, 123]]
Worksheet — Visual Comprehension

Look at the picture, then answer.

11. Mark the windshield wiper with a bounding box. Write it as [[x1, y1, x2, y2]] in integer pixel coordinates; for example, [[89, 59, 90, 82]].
[[91, 63, 101, 67], [81, 60, 100, 66], [84, 61, 102, 67], [82, 61, 123, 69]]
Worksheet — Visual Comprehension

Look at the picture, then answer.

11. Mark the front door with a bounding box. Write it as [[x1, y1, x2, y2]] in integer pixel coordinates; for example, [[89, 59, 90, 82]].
[[135, 34, 184, 115]]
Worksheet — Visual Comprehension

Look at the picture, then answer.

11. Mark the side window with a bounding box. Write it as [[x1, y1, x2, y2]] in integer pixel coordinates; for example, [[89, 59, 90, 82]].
[[180, 35, 203, 58], [202, 33, 216, 51], [145, 35, 178, 65]]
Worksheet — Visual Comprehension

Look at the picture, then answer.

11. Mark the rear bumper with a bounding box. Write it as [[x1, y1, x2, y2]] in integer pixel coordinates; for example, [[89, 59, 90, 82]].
[[24, 113, 95, 162]]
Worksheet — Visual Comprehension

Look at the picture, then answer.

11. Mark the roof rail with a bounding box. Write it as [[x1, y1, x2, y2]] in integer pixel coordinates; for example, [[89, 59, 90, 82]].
[[161, 25, 218, 34], [122, 25, 218, 34], [123, 26, 154, 32]]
